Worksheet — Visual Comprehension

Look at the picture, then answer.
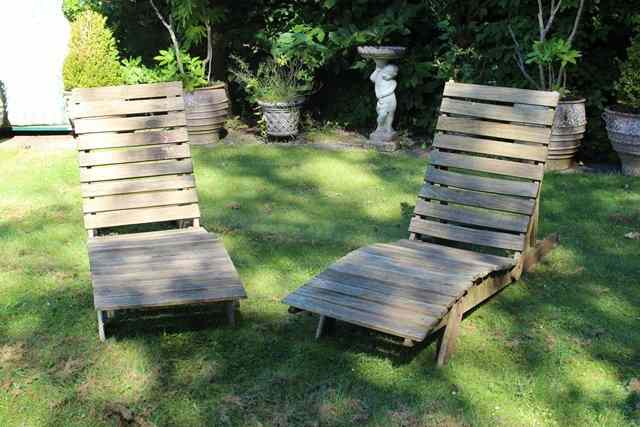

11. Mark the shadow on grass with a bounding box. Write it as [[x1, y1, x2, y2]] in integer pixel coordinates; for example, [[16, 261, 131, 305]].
[[1, 146, 639, 425]]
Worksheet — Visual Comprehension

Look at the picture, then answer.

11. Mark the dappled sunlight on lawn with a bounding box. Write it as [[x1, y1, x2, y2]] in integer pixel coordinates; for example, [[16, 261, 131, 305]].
[[0, 146, 638, 425]]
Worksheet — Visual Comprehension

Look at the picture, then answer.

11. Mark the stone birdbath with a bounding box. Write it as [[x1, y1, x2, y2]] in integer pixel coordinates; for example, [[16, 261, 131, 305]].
[[357, 46, 406, 151]]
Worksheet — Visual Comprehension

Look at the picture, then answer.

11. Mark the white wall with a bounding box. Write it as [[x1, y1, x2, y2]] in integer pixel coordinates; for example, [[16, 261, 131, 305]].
[[0, 0, 70, 126]]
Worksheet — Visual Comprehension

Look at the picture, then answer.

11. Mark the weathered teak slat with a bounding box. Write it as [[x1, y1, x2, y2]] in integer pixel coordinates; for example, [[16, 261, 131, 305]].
[[69, 82, 246, 341], [284, 81, 560, 366]]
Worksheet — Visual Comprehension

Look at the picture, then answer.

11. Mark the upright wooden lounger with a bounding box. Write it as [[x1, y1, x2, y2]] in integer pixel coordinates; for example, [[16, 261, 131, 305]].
[[284, 82, 560, 365], [69, 82, 246, 340]]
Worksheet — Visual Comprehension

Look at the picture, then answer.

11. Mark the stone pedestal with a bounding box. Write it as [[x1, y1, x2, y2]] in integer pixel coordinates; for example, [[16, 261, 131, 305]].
[[357, 46, 406, 152]]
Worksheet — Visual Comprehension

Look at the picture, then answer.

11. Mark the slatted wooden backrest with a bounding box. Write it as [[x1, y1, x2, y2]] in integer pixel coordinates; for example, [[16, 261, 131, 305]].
[[68, 82, 200, 234], [410, 81, 560, 255]]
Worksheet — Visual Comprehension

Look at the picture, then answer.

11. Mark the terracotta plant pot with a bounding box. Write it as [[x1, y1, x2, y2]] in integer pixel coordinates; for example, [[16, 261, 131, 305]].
[[603, 106, 640, 176], [546, 97, 587, 171], [184, 83, 230, 145], [257, 98, 305, 137]]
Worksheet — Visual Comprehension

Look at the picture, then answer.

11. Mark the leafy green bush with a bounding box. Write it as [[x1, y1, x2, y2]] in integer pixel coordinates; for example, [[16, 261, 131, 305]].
[[153, 49, 208, 91], [615, 36, 640, 112], [63, 11, 123, 90], [121, 57, 159, 85], [230, 55, 310, 103], [121, 50, 209, 91]]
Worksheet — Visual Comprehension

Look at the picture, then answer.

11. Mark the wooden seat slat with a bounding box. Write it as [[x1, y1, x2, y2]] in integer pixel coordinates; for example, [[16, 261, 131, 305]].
[[79, 159, 193, 182], [409, 217, 526, 251], [294, 286, 439, 328], [77, 129, 189, 150], [439, 98, 556, 125], [436, 116, 551, 144], [328, 263, 468, 298], [430, 150, 544, 180], [83, 188, 198, 213], [71, 81, 183, 102], [419, 184, 535, 215], [318, 269, 457, 308], [84, 204, 200, 229], [389, 239, 515, 268], [414, 200, 530, 233], [95, 287, 247, 311], [81, 175, 196, 198], [340, 251, 479, 283], [307, 277, 448, 317], [78, 144, 190, 167], [433, 133, 548, 162], [88, 228, 213, 250], [70, 96, 184, 119], [345, 249, 483, 282], [442, 81, 560, 107], [92, 268, 239, 288], [74, 111, 186, 134], [369, 244, 505, 274], [426, 168, 539, 198], [283, 293, 427, 341]]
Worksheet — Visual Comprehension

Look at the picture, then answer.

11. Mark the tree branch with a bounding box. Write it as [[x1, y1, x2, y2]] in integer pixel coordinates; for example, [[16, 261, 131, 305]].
[[149, 0, 185, 76], [205, 20, 213, 84], [536, 0, 546, 88], [508, 26, 540, 89], [567, 0, 585, 44], [542, 0, 563, 39]]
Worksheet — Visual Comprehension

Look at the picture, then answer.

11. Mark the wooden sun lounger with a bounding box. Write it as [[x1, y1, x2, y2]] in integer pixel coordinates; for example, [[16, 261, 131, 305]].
[[68, 82, 246, 341], [284, 81, 560, 365]]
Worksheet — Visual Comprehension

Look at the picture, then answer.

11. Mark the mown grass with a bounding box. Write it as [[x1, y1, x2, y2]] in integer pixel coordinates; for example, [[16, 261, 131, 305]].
[[0, 144, 639, 426]]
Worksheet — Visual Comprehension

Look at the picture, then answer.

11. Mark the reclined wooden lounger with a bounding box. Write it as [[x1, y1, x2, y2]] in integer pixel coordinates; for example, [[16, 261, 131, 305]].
[[68, 82, 246, 341], [284, 82, 560, 365]]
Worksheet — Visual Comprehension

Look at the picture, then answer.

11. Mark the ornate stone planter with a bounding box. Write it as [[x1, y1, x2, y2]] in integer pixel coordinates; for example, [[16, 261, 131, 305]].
[[357, 46, 406, 151], [257, 98, 305, 137], [603, 107, 640, 176], [547, 98, 587, 171]]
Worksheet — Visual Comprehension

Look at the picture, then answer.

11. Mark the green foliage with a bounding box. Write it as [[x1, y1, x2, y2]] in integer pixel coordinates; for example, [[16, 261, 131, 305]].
[[62, 10, 123, 90], [615, 35, 640, 111], [121, 57, 159, 85], [169, 0, 225, 49], [230, 56, 310, 103], [271, 24, 329, 84], [62, 0, 94, 21], [91, 0, 640, 160], [525, 38, 582, 94], [153, 49, 208, 91], [121, 50, 209, 91]]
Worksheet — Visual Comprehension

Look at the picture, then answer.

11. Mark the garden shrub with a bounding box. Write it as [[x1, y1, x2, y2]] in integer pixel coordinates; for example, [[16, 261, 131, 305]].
[[63, 10, 123, 90], [615, 35, 640, 112]]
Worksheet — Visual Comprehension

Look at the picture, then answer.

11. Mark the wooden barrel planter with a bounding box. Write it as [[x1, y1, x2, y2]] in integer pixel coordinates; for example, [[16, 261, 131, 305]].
[[546, 98, 587, 170], [184, 83, 229, 145]]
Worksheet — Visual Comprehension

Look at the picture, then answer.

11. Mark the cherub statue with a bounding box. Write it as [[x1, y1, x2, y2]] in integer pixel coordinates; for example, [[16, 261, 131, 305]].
[[370, 63, 399, 141]]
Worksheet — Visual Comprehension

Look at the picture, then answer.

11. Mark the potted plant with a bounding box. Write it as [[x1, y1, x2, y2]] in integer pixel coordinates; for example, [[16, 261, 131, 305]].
[[510, 0, 586, 170], [149, 0, 229, 145], [230, 56, 311, 137], [604, 32, 640, 176]]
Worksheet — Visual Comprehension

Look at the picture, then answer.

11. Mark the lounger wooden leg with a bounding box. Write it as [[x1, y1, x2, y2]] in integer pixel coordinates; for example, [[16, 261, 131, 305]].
[[226, 301, 236, 327], [315, 315, 327, 339], [437, 302, 463, 367], [97, 311, 107, 342]]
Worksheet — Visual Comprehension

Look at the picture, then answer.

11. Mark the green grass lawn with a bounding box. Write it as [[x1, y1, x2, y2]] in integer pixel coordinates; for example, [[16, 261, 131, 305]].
[[1, 144, 639, 426]]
